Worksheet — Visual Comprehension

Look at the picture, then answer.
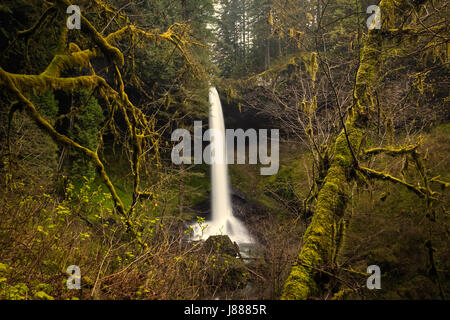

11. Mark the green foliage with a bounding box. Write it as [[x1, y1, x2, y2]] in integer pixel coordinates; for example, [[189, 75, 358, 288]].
[[67, 89, 105, 182], [0, 262, 29, 300], [31, 91, 59, 121], [34, 290, 54, 300], [266, 163, 305, 201]]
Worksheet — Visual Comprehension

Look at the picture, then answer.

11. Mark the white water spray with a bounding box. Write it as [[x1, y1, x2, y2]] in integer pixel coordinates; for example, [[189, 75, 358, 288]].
[[191, 87, 252, 245]]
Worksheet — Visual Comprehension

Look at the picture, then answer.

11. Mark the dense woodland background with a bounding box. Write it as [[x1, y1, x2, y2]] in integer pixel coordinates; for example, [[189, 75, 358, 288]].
[[0, 0, 448, 300]]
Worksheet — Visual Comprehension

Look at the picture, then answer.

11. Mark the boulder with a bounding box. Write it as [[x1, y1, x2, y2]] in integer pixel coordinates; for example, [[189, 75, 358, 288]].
[[203, 235, 240, 257], [202, 235, 248, 290]]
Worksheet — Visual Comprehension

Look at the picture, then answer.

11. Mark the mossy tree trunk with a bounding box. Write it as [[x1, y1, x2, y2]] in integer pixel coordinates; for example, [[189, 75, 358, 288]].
[[281, 0, 430, 300]]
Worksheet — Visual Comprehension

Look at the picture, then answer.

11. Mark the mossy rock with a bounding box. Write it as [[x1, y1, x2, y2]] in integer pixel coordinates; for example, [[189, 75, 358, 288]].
[[202, 236, 248, 290], [205, 253, 248, 290], [203, 235, 240, 257]]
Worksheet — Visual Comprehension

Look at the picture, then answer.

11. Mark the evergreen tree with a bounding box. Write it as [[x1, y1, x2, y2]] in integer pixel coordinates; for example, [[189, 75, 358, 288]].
[[67, 90, 105, 182]]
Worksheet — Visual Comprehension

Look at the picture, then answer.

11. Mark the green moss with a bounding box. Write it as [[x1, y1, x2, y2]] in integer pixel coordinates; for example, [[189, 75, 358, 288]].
[[42, 50, 95, 78], [433, 123, 450, 135], [308, 52, 318, 83], [34, 291, 54, 300], [354, 33, 383, 106], [10, 73, 105, 96], [282, 264, 318, 300], [282, 159, 348, 299]]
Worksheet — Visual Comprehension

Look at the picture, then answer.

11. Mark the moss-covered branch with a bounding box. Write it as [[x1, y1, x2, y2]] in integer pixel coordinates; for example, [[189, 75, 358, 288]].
[[358, 166, 432, 198], [7, 72, 106, 94], [363, 143, 420, 157], [17, 5, 57, 39], [0, 3, 198, 245], [282, 117, 363, 299], [281, 0, 433, 300], [55, 0, 124, 66], [106, 23, 203, 74], [281, 17, 384, 300], [430, 176, 450, 189], [41, 48, 96, 78], [0, 67, 127, 218]]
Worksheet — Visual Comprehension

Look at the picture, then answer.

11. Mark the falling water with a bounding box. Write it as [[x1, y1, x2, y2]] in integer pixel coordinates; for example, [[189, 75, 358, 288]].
[[191, 87, 252, 245]]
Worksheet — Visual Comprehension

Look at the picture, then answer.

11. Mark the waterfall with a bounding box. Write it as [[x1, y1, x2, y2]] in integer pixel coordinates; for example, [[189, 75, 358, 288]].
[[191, 87, 252, 245]]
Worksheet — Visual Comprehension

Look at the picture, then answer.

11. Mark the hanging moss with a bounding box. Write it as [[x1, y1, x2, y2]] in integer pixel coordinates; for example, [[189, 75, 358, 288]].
[[309, 52, 318, 83], [412, 71, 430, 95], [308, 96, 317, 115], [268, 11, 274, 26]]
